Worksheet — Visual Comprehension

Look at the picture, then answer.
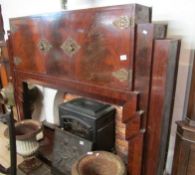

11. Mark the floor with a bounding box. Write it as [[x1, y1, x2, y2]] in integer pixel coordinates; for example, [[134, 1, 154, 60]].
[[0, 122, 52, 175], [0, 122, 23, 172], [17, 164, 51, 175]]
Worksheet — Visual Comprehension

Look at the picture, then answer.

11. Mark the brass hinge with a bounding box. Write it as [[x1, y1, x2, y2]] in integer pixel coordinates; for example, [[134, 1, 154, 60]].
[[10, 24, 19, 34], [14, 57, 22, 66], [113, 16, 135, 29], [112, 68, 132, 82]]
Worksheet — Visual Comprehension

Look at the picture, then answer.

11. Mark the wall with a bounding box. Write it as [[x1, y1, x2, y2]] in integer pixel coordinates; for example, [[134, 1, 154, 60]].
[[1, 0, 195, 173]]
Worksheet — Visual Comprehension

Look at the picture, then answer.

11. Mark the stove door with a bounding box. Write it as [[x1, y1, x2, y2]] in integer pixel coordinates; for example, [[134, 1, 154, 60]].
[[61, 115, 93, 141]]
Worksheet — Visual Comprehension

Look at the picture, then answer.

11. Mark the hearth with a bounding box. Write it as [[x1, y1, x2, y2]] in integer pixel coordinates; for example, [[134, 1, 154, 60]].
[[59, 98, 116, 151], [52, 129, 92, 175]]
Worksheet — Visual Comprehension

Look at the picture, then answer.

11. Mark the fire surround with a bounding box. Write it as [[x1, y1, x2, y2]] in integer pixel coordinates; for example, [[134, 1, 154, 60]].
[[7, 4, 180, 175]]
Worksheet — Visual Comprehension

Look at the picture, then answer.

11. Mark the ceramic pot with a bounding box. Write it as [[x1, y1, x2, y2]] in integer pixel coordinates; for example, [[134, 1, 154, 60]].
[[16, 139, 39, 157], [71, 151, 126, 175], [6, 119, 43, 157]]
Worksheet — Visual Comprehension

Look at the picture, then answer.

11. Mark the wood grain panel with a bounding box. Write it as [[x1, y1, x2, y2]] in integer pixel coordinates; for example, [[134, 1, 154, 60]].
[[145, 39, 180, 175], [172, 121, 195, 175], [128, 133, 144, 175], [7, 4, 180, 175], [187, 53, 195, 123], [0, 44, 10, 87], [134, 23, 167, 175], [10, 18, 46, 73], [10, 4, 150, 91], [134, 23, 167, 128]]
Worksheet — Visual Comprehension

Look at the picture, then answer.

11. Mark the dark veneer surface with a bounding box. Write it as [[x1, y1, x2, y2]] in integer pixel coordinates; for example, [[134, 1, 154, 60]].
[[8, 4, 180, 175]]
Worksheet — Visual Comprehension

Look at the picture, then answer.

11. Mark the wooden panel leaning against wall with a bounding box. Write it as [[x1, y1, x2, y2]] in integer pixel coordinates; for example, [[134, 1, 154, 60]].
[[134, 20, 180, 175], [146, 39, 180, 175]]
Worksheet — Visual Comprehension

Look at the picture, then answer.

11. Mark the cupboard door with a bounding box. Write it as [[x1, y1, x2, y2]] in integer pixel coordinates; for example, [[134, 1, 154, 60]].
[[71, 7, 135, 90], [40, 14, 73, 79], [10, 18, 46, 73]]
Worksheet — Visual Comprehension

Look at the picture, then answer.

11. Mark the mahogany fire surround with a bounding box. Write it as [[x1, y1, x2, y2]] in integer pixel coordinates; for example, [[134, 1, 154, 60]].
[[7, 4, 180, 175]]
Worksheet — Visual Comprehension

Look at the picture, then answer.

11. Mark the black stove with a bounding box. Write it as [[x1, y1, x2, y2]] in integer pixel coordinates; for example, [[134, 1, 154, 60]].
[[59, 97, 116, 151]]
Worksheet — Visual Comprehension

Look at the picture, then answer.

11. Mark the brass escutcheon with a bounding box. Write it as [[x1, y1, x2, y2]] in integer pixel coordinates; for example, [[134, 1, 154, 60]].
[[38, 39, 52, 54], [61, 37, 81, 57]]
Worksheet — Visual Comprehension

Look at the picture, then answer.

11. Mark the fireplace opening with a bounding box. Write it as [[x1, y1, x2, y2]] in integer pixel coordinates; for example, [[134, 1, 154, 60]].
[[21, 82, 128, 172]]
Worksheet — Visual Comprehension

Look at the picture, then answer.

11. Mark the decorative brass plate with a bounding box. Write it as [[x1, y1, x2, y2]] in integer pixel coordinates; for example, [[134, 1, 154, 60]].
[[38, 39, 52, 54], [61, 37, 81, 57], [113, 16, 135, 29], [14, 57, 22, 66], [10, 24, 19, 34], [112, 68, 131, 82]]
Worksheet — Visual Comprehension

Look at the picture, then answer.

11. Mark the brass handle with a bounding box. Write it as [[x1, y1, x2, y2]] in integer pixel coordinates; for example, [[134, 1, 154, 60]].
[[14, 57, 22, 66]]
